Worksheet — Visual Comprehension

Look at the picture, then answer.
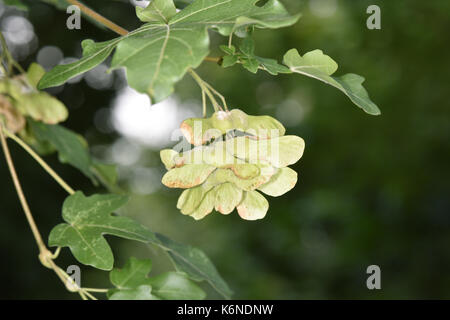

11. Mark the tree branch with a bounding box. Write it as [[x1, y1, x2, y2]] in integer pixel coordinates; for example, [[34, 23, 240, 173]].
[[67, 0, 129, 36]]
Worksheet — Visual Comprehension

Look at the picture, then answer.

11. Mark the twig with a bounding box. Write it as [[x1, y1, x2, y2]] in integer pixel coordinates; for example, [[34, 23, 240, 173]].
[[67, 0, 129, 36], [4, 129, 76, 195], [0, 125, 47, 253]]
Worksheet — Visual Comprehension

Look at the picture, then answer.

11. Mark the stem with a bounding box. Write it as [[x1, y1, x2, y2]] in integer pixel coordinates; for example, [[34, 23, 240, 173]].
[[203, 81, 228, 111], [228, 31, 234, 48], [0, 125, 47, 253], [0, 31, 27, 76], [1, 124, 105, 300], [4, 129, 75, 195], [204, 56, 221, 63], [201, 88, 206, 117], [66, 0, 129, 36], [188, 69, 222, 112]]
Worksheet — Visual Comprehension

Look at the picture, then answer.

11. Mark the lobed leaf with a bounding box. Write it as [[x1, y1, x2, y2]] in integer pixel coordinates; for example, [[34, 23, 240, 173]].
[[29, 120, 118, 189], [154, 233, 233, 299], [109, 257, 205, 300], [39, 0, 299, 103], [283, 49, 381, 115], [49, 192, 157, 270]]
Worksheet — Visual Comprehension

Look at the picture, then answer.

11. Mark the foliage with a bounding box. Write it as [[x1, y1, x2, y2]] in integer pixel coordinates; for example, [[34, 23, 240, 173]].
[[0, 0, 380, 300]]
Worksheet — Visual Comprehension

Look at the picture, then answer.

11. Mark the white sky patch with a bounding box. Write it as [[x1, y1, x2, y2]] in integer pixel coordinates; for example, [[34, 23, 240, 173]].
[[112, 86, 197, 148]]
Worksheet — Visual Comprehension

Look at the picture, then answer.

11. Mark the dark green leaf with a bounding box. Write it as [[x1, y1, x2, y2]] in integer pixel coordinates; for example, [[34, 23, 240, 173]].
[[49, 192, 157, 270], [153, 233, 233, 299], [29, 120, 119, 189], [29, 120, 93, 180], [240, 37, 255, 56], [108, 257, 205, 300]]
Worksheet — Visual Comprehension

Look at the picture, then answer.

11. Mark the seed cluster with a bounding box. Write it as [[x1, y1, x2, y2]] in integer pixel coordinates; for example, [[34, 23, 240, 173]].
[[160, 109, 305, 220]]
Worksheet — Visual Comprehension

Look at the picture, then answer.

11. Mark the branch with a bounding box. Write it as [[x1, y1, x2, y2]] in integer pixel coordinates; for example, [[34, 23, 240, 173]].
[[0, 125, 47, 253], [66, 0, 129, 36], [66, 0, 222, 64], [4, 129, 75, 195]]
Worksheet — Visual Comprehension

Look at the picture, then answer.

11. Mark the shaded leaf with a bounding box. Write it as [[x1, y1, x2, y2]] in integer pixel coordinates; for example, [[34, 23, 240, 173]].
[[149, 271, 206, 300], [109, 257, 205, 300], [109, 285, 158, 300], [29, 120, 119, 189], [30, 120, 93, 179], [154, 233, 233, 299], [48, 192, 157, 270]]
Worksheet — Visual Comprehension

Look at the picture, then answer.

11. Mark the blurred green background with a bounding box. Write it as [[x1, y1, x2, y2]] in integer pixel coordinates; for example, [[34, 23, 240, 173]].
[[1, 0, 449, 299]]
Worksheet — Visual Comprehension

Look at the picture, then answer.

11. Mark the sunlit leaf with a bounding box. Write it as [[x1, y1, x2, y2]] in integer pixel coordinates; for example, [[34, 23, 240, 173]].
[[283, 49, 381, 115]]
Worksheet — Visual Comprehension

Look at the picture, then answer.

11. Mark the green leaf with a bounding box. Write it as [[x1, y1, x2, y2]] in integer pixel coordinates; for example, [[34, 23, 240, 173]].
[[171, 0, 300, 36], [240, 37, 255, 56], [222, 55, 238, 68], [29, 120, 94, 180], [219, 45, 235, 55], [154, 233, 233, 299], [256, 57, 291, 75], [39, 0, 299, 103], [136, 0, 177, 23], [91, 160, 119, 191], [49, 192, 157, 270], [110, 257, 153, 289], [109, 285, 158, 300], [26, 63, 46, 87], [149, 271, 206, 300], [109, 257, 205, 300], [37, 38, 120, 90], [29, 121, 119, 189], [241, 57, 259, 73], [174, 0, 194, 9], [283, 49, 381, 115]]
